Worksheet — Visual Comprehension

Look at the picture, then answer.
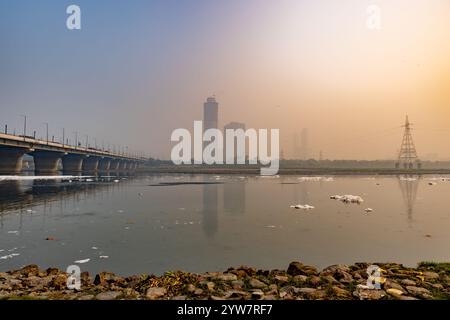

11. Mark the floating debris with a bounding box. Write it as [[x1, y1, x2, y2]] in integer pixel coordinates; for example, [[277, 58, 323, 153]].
[[91, 247, 98, 250], [330, 195, 364, 204], [74, 259, 90, 264], [45, 237, 57, 241], [7, 231, 19, 234], [99, 256, 109, 259], [290, 204, 315, 210], [298, 177, 334, 182], [364, 208, 373, 213], [428, 182, 437, 186], [0, 253, 20, 260], [114, 180, 120, 183], [265, 225, 277, 228]]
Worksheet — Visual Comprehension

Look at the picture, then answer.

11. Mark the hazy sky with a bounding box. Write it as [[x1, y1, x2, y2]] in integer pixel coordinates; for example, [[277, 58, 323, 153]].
[[1, 0, 450, 160]]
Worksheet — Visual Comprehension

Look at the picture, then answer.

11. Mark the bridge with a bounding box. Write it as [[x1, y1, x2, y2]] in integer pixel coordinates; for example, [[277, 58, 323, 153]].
[[0, 132, 146, 175]]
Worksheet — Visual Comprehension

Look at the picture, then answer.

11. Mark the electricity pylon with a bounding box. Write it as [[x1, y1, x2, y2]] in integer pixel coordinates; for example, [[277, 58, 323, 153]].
[[396, 115, 421, 169]]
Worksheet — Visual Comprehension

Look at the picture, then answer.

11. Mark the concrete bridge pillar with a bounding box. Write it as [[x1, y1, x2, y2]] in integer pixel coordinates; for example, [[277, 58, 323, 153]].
[[118, 161, 128, 171], [31, 151, 63, 175], [82, 156, 100, 173], [109, 159, 120, 171], [62, 154, 86, 174], [0, 147, 28, 175], [98, 158, 111, 172]]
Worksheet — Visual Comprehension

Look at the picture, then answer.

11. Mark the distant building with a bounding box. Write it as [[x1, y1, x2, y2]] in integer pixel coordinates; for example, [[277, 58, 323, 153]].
[[300, 128, 309, 160], [224, 122, 246, 163], [203, 96, 219, 131]]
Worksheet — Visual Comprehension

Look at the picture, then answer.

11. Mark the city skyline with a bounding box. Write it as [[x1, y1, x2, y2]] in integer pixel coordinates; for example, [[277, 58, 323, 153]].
[[1, 1, 450, 160]]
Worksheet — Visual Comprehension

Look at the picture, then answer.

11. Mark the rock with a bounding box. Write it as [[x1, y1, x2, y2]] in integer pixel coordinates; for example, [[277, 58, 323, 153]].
[[94, 272, 123, 287], [321, 264, 351, 274], [172, 295, 187, 300], [353, 288, 386, 300], [287, 262, 318, 276], [332, 286, 352, 299], [322, 275, 340, 285], [80, 272, 91, 286], [400, 279, 416, 286], [251, 290, 264, 299], [274, 275, 289, 283], [46, 268, 60, 276], [423, 271, 440, 280], [430, 283, 444, 290], [383, 280, 405, 293], [231, 280, 244, 289], [295, 287, 317, 296], [249, 278, 266, 289], [96, 291, 122, 300], [217, 273, 238, 282], [186, 284, 196, 293], [23, 276, 51, 289], [18, 265, 40, 277], [225, 290, 251, 299], [397, 295, 419, 300], [386, 288, 404, 297], [50, 274, 68, 290], [309, 276, 322, 286], [206, 282, 215, 291], [406, 286, 431, 298], [320, 265, 353, 284], [293, 275, 308, 283], [78, 295, 95, 300], [146, 287, 167, 300], [194, 288, 204, 296]]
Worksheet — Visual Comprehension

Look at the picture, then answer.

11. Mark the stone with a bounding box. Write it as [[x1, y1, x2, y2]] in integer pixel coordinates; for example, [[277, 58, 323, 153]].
[[293, 275, 308, 283], [383, 280, 405, 293], [287, 262, 318, 276], [46, 268, 60, 276], [186, 284, 196, 293], [18, 265, 40, 277], [406, 286, 431, 297], [322, 275, 340, 285], [80, 272, 91, 286], [400, 279, 416, 286], [217, 273, 238, 282], [194, 289, 204, 296], [78, 294, 95, 300], [423, 271, 440, 280], [249, 278, 266, 289], [146, 287, 167, 300], [274, 275, 289, 283], [231, 280, 244, 289], [332, 286, 352, 299], [172, 295, 187, 300], [50, 274, 68, 290], [430, 283, 444, 290], [96, 291, 122, 300], [206, 282, 215, 291], [386, 288, 404, 297], [309, 276, 322, 286], [251, 290, 264, 299], [397, 295, 419, 301], [353, 289, 386, 300]]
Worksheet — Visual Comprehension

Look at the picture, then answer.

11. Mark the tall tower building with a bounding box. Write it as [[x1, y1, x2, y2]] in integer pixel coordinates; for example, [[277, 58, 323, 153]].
[[203, 96, 219, 131]]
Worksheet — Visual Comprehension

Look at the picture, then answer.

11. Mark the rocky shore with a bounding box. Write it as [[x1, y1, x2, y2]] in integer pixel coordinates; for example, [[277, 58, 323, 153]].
[[0, 262, 449, 300]]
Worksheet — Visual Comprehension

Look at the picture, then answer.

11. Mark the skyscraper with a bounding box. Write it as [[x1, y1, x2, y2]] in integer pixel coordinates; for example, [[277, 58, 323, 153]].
[[203, 96, 219, 131]]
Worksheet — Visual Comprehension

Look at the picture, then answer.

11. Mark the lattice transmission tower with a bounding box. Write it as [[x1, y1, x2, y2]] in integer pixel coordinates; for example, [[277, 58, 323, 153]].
[[396, 115, 421, 169]]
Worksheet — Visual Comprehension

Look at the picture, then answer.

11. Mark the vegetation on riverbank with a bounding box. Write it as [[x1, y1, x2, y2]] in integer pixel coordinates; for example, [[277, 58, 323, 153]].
[[1, 261, 449, 300]]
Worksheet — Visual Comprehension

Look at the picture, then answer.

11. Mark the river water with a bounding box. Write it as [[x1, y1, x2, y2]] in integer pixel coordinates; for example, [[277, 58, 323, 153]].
[[0, 174, 449, 276]]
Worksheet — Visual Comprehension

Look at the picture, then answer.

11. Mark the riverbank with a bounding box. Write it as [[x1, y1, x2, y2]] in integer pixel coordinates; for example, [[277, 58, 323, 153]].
[[1, 262, 449, 300]]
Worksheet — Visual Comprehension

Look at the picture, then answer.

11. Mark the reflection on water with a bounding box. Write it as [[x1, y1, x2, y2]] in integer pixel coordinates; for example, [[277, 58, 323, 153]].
[[0, 174, 449, 276], [397, 175, 420, 225]]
